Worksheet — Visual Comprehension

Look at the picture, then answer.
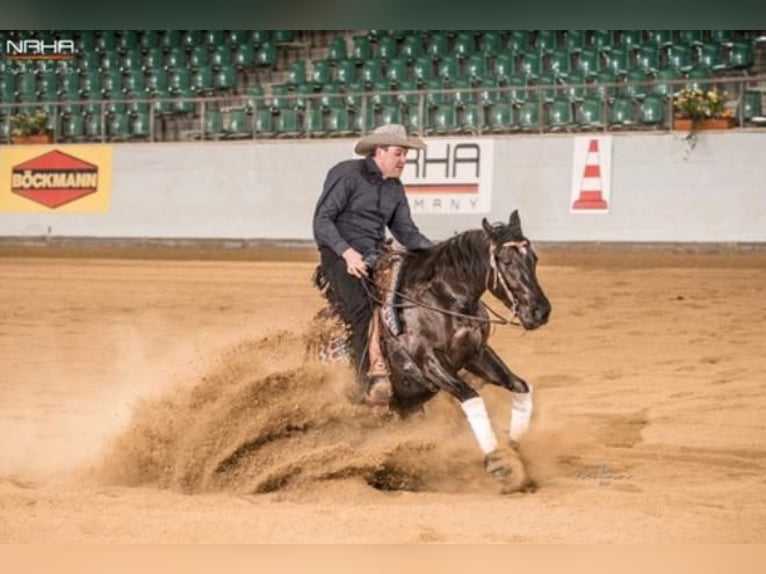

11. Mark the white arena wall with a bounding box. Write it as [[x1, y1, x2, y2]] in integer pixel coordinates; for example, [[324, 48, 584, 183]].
[[1, 130, 764, 246]]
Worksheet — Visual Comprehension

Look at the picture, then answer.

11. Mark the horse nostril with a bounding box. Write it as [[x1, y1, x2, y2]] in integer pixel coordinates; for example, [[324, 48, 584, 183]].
[[535, 303, 551, 324]]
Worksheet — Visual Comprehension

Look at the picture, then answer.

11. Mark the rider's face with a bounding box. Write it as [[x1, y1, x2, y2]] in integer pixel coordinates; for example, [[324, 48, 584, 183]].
[[374, 146, 409, 179]]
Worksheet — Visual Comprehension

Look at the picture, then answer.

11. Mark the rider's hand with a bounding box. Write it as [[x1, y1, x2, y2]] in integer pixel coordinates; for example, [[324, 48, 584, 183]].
[[342, 248, 368, 278]]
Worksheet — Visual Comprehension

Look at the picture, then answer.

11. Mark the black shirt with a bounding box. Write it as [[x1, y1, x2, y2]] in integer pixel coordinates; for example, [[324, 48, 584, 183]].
[[313, 157, 432, 258]]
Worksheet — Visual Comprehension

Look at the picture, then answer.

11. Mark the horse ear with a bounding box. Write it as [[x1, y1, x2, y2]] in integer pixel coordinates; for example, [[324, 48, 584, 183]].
[[509, 210, 522, 234], [481, 218, 494, 237]]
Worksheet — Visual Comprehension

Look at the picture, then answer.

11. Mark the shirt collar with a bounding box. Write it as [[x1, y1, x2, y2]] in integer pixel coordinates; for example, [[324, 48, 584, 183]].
[[363, 156, 401, 184]]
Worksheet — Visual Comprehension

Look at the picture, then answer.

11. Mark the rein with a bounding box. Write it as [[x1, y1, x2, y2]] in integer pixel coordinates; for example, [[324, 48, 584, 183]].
[[361, 239, 524, 327]]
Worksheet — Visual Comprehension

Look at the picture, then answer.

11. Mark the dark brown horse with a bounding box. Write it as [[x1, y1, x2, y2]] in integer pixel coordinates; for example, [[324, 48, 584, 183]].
[[313, 210, 551, 492]]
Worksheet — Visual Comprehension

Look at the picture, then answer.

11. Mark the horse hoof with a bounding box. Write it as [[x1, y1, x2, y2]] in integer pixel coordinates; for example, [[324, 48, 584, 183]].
[[485, 449, 527, 493]]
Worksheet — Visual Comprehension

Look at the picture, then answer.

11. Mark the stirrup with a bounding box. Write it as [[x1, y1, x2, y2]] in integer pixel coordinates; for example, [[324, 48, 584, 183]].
[[365, 376, 393, 407]]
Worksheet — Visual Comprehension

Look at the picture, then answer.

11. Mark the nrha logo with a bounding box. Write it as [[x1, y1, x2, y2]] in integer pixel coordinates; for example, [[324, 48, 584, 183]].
[[4, 39, 76, 60]]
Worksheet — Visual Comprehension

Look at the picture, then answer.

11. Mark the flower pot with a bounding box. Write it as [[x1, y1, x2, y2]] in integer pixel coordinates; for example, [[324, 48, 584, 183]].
[[673, 117, 735, 131], [11, 133, 53, 144]]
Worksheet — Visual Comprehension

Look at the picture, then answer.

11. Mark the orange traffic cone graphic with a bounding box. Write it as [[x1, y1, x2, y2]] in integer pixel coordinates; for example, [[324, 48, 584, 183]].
[[572, 139, 608, 210]]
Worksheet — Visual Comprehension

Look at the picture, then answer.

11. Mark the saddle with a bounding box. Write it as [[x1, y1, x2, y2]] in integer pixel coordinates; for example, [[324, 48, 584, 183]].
[[371, 251, 404, 338]]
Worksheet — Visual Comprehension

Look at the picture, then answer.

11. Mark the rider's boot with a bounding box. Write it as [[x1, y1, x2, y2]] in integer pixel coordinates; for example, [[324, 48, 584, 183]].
[[365, 311, 392, 406]]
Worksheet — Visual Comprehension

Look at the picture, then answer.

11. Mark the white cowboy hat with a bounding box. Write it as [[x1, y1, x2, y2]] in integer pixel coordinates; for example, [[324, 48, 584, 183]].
[[354, 123, 426, 155]]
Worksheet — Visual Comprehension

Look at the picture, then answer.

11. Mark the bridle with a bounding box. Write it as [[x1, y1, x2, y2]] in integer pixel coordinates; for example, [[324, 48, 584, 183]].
[[361, 238, 528, 327]]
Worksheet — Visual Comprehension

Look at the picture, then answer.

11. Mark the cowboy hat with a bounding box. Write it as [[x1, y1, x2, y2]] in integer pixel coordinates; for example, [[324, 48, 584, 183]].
[[354, 123, 426, 155]]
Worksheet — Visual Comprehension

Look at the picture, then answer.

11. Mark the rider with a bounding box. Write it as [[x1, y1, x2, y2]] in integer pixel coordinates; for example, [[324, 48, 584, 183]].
[[312, 124, 433, 406]]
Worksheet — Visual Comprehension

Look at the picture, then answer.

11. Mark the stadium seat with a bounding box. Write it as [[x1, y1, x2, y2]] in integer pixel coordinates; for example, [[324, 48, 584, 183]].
[[459, 103, 485, 133], [638, 95, 666, 127], [488, 100, 516, 132], [275, 108, 302, 137], [608, 96, 636, 129], [575, 96, 605, 130], [214, 65, 237, 92], [519, 50, 543, 78], [636, 45, 661, 72], [466, 53, 487, 82], [233, 45, 255, 70], [698, 42, 727, 71], [108, 112, 130, 141], [645, 30, 673, 48], [728, 41, 754, 70], [426, 32, 449, 61], [327, 105, 353, 136], [360, 59, 384, 88], [224, 109, 251, 138], [547, 48, 571, 77], [592, 30, 617, 51], [508, 30, 531, 53], [61, 113, 85, 141], [327, 36, 348, 62], [620, 69, 649, 100], [677, 30, 704, 46], [254, 107, 276, 137], [535, 30, 557, 53], [123, 69, 146, 96], [494, 53, 515, 83], [130, 111, 151, 140], [203, 109, 224, 139], [386, 58, 409, 87], [562, 69, 587, 102], [684, 66, 713, 92], [564, 30, 586, 53], [376, 35, 398, 61], [412, 56, 435, 86], [741, 91, 766, 126], [547, 98, 574, 131], [400, 34, 423, 61], [432, 104, 458, 134], [666, 43, 694, 73], [352, 35, 372, 62], [335, 59, 357, 85], [519, 100, 541, 131], [602, 45, 630, 76]]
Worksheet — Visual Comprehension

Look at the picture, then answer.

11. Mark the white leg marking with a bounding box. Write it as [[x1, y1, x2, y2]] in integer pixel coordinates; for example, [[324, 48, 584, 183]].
[[461, 397, 499, 455], [509, 384, 534, 442]]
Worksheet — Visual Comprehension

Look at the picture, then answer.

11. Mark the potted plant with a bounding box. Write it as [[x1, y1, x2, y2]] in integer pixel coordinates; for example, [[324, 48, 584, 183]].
[[10, 109, 52, 144], [672, 87, 735, 132]]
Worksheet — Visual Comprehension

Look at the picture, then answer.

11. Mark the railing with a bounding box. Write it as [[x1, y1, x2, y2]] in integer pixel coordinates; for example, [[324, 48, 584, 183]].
[[1, 73, 764, 143]]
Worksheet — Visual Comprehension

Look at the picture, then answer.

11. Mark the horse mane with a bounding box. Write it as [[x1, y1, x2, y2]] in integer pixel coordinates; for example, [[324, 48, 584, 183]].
[[400, 229, 489, 286]]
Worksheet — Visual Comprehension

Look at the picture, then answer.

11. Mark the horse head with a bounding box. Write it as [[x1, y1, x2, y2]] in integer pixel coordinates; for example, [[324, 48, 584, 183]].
[[481, 210, 551, 330]]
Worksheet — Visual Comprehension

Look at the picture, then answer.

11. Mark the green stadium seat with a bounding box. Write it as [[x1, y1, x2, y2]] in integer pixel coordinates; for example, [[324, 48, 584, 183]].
[[575, 96, 605, 130], [275, 108, 302, 137], [438, 55, 461, 82], [306, 106, 327, 136], [621, 69, 649, 100], [547, 97, 574, 131], [396, 78, 420, 108], [452, 32, 475, 59], [16, 71, 37, 102], [327, 105, 353, 136], [608, 96, 636, 129], [636, 44, 661, 72], [233, 45, 255, 70], [311, 60, 332, 86], [165, 46, 186, 70], [564, 30, 586, 52], [666, 42, 694, 73], [224, 109, 251, 138], [84, 113, 104, 141], [638, 94, 666, 127], [427, 32, 449, 61], [602, 44, 630, 76], [412, 57, 435, 85], [741, 91, 766, 126], [619, 30, 643, 48], [150, 88, 173, 115], [203, 30, 224, 48], [161, 30, 182, 51], [728, 41, 754, 70], [61, 113, 85, 141], [146, 69, 168, 94], [698, 42, 727, 71], [651, 68, 682, 97], [534, 72, 560, 102], [360, 59, 384, 88], [424, 77, 446, 108], [488, 100, 516, 132], [192, 67, 214, 95], [481, 31, 503, 56], [123, 69, 146, 96], [352, 35, 372, 62], [96, 31, 117, 53], [508, 30, 531, 53], [450, 77, 477, 107], [478, 77, 500, 105], [209, 46, 232, 71], [378, 104, 402, 127], [376, 35, 398, 61], [677, 30, 704, 46], [494, 53, 515, 83], [562, 69, 587, 101], [645, 30, 673, 47], [684, 66, 713, 92], [118, 30, 140, 53], [214, 64, 236, 91], [547, 48, 571, 77], [79, 71, 102, 99], [188, 45, 208, 70], [335, 59, 357, 85], [108, 112, 130, 141], [519, 50, 543, 78], [432, 104, 458, 134], [506, 74, 532, 105], [459, 103, 485, 133], [254, 107, 276, 137], [272, 30, 295, 44], [466, 53, 487, 82], [592, 70, 618, 100], [591, 30, 617, 51], [203, 109, 224, 139], [519, 100, 541, 131], [256, 42, 277, 69], [172, 87, 195, 114], [369, 80, 395, 109], [100, 50, 121, 73], [143, 47, 164, 72], [535, 30, 557, 53], [169, 68, 191, 94], [130, 111, 151, 140], [286, 60, 307, 86], [709, 30, 735, 44], [400, 34, 423, 61], [249, 30, 271, 47], [140, 30, 160, 52], [386, 58, 409, 87], [120, 48, 142, 72]]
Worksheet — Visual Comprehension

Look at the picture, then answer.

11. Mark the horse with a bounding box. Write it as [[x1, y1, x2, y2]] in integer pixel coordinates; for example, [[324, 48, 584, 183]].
[[311, 210, 551, 493]]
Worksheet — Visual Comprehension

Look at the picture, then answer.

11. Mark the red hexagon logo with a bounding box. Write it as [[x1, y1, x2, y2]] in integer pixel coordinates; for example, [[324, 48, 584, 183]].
[[11, 150, 99, 209]]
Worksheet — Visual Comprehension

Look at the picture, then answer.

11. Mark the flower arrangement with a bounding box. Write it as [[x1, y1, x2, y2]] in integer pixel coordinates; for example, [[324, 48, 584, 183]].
[[673, 87, 733, 121], [10, 109, 50, 138]]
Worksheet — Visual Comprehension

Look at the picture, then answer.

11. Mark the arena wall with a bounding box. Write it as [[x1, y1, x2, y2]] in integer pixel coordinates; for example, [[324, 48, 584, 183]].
[[1, 131, 764, 245]]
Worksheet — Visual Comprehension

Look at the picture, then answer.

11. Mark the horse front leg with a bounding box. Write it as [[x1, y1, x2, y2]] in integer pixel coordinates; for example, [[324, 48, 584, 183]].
[[421, 353, 527, 492], [464, 345, 534, 448]]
